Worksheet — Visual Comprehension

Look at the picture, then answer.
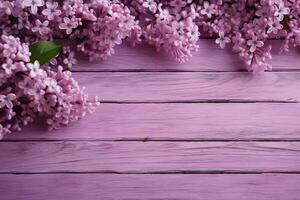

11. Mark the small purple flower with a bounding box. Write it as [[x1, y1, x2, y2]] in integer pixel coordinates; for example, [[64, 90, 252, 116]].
[[17, 43, 31, 62], [42, 1, 61, 20], [0, 94, 16, 109], [2, 35, 18, 58], [32, 19, 50, 35], [44, 78, 61, 93], [1, 59, 15, 74], [22, 0, 44, 14], [59, 17, 78, 35], [187, 25, 200, 42], [27, 61, 46, 77], [171, 21, 185, 35], [142, 0, 157, 13], [247, 36, 264, 53], [156, 4, 171, 22], [200, 1, 214, 18], [274, 2, 290, 21], [267, 19, 283, 34], [63, 52, 77, 68], [215, 31, 231, 49]]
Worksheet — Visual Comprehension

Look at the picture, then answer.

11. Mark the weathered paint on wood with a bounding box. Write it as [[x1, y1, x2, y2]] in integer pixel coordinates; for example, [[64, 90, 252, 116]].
[[1, 174, 299, 200], [76, 40, 300, 72], [5, 103, 300, 141], [1, 141, 300, 173], [73, 72, 300, 102]]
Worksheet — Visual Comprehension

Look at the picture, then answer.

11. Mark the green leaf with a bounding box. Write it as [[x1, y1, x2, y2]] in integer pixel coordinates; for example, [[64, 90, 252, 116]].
[[29, 41, 62, 66]]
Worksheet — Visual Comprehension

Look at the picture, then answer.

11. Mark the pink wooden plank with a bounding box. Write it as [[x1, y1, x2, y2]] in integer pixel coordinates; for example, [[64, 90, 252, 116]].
[[73, 72, 300, 102], [1, 174, 300, 200], [76, 40, 300, 72], [5, 103, 300, 141], [1, 141, 300, 173]]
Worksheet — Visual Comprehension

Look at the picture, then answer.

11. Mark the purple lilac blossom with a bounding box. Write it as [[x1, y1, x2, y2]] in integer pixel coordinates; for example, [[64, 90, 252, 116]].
[[0, 34, 99, 139], [1, 0, 300, 71], [122, 0, 296, 71], [0, 0, 139, 66]]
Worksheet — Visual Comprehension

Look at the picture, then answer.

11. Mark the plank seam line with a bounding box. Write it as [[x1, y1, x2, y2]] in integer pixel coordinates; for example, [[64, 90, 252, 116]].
[[72, 69, 300, 73], [3, 139, 300, 142], [2, 171, 300, 175], [197, 38, 286, 40], [99, 100, 299, 104]]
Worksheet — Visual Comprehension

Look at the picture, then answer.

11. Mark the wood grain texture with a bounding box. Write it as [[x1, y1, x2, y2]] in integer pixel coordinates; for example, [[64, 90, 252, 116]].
[[76, 40, 300, 72], [1, 141, 300, 173], [73, 72, 300, 102], [3, 38, 300, 199], [1, 174, 300, 200], [5, 103, 300, 141]]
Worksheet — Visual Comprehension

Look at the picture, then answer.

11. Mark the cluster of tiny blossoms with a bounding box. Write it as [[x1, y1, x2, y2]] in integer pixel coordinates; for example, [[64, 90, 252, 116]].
[[125, 0, 300, 71], [0, 0, 139, 66], [0, 34, 99, 139], [1, 0, 300, 71]]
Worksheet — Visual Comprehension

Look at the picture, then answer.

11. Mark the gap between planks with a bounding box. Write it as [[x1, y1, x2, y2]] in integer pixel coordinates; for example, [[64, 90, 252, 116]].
[[72, 69, 300, 73], [4, 139, 300, 142], [2, 171, 300, 175], [99, 99, 298, 103]]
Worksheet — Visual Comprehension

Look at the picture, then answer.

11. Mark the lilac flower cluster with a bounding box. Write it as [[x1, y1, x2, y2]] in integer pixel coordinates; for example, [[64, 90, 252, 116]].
[[1, 0, 300, 71], [0, 34, 99, 139], [125, 0, 300, 71], [123, 0, 200, 62], [0, 0, 139, 66]]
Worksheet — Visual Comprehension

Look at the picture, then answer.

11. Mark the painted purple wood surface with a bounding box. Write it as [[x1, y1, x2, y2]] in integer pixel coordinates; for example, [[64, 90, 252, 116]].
[[1, 174, 299, 200], [1, 39, 300, 199], [5, 103, 300, 141], [71, 72, 300, 102], [1, 141, 300, 173], [76, 40, 300, 72]]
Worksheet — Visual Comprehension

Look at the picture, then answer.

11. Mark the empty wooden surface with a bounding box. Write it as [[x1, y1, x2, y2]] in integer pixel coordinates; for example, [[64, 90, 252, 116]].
[[6, 104, 300, 141], [1, 40, 300, 200], [72, 72, 300, 102], [1, 141, 300, 173], [1, 174, 300, 200]]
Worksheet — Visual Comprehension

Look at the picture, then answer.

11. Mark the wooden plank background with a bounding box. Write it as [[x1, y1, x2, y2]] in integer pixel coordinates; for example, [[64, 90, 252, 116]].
[[1, 174, 300, 200], [1, 40, 300, 200]]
